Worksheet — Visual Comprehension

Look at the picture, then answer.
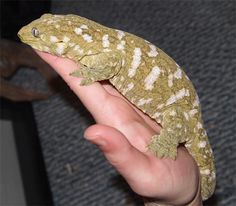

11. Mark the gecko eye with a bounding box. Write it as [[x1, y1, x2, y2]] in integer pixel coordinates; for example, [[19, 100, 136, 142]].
[[32, 27, 39, 37]]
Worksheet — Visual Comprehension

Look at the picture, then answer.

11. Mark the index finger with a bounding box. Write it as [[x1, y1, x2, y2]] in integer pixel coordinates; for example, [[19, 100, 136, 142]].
[[36, 51, 110, 116]]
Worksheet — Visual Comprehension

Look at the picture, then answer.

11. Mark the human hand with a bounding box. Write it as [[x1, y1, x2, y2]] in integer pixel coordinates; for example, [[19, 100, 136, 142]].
[[36, 51, 202, 206]]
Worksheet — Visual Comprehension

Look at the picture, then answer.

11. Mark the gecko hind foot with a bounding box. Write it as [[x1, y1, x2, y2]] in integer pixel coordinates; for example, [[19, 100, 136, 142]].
[[148, 134, 178, 159], [148, 107, 189, 160]]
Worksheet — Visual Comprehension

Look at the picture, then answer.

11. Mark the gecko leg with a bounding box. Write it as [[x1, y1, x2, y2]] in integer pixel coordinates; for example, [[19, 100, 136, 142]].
[[148, 107, 190, 159], [70, 52, 122, 85]]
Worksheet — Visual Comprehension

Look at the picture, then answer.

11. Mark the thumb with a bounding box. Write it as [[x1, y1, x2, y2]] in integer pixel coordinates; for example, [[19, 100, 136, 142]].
[[84, 124, 154, 196]]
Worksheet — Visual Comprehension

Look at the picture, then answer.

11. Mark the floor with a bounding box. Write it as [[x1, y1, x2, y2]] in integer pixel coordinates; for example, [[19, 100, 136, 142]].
[[0, 119, 26, 206]]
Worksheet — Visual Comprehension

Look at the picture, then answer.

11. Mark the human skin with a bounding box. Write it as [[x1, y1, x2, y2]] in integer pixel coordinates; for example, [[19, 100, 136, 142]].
[[36, 51, 202, 206]]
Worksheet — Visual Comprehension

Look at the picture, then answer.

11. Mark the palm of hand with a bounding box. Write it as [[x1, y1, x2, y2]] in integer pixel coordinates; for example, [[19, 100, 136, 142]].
[[37, 51, 200, 205]]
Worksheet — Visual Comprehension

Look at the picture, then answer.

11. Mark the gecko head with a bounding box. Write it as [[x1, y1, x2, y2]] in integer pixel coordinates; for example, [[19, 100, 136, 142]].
[[18, 13, 78, 56], [18, 14, 75, 56], [18, 14, 57, 53], [18, 13, 107, 59]]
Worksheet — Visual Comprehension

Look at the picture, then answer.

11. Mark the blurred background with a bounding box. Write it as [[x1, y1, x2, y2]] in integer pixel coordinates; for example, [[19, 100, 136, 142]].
[[0, 0, 235, 206]]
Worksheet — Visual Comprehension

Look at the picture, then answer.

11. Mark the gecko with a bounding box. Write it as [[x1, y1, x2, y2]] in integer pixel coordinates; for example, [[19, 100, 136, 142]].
[[18, 13, 216, 200]]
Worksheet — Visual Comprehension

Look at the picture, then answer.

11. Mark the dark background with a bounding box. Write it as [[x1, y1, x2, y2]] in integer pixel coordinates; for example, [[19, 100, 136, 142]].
[[0, 0, 53, 205], [0, 0, 235, 206]]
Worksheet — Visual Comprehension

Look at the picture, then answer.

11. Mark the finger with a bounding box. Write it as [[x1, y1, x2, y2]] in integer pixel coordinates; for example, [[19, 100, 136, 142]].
[[101, 82, 161, 134], [84, 124, 157, 196], [85, 124, 200, 202], [36, 51, 111, 116]]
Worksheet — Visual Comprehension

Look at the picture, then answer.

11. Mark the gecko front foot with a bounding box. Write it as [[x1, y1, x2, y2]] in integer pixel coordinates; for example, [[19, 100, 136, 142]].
[[70, 51, 122, 86], [70, 66, 97, 85], [148, 134, 178, 159]]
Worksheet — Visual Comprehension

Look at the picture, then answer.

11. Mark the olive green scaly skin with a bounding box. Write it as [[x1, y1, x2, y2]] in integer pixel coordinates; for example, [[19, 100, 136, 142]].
[[18, 13, 216, 200]]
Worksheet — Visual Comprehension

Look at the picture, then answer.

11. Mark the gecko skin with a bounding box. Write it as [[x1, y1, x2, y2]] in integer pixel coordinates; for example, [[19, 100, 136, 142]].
[[18, 13, 216, 200]]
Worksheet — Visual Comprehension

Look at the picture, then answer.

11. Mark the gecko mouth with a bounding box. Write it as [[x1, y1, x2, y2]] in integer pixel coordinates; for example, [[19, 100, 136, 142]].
[[17, 30, 23, 41], [17, 27, 28, 43]]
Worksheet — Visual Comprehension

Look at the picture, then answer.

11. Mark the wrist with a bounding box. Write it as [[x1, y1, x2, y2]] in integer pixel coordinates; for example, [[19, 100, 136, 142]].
[[143, 178, 202, 206]]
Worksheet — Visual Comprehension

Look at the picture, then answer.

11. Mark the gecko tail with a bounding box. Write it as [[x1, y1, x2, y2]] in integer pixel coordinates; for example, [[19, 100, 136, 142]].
[[185, 129, 216, 200]]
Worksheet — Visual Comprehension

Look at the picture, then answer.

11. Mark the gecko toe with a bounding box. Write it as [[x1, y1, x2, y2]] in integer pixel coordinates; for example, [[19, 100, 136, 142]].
[[148, 135, 177, 159], [70, 70, 83, 77]]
